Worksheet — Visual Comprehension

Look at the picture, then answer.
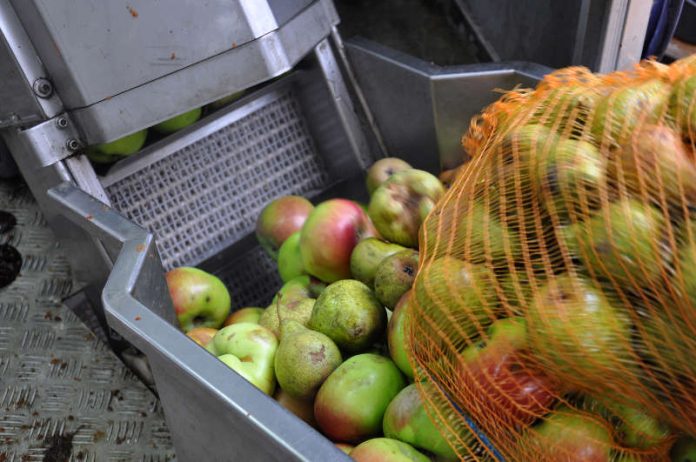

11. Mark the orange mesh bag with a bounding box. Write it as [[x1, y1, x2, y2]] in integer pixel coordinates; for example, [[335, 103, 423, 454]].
[[409, 54, 696, 462]]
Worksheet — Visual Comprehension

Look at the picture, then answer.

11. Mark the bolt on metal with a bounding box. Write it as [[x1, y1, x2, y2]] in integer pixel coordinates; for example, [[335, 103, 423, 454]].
[[55, 117, 69, 129], [32, 78, 53, 98], [65, 138, 82, 152]]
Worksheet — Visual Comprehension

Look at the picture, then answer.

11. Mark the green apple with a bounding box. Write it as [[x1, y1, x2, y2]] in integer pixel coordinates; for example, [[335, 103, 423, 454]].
[[153, 107, 202, 134], [534, 138, 606, 219], [414, 256, 496, 342], [211, 322, 278, 395], [166, 267, 231, 332], [350, 438, 430, 462], [86, 129, 148, 163], [387, 291, 414, 379], [185, 327, 218, 348], [277, 231, 307, 282], [223, 307, 264, 326], [309, 279, 386, 353], [591, 79, 670, 147], [314, 353, 406, 442], [368, 169, 444, 247], [669, 75, 696, 141], [523, 407, 613, 462], [366, 157, 413, 195], [350, 238, 405, 286], [526, 274, 632, 392], [208, 90, 245, 110], [563, 199, 666, 288], [383, 383, 458, 460]]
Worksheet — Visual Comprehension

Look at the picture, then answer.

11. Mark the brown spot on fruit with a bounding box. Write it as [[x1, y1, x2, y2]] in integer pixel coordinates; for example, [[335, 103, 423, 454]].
[[239, 355, 253, 363], [309, 345, 326, 364]]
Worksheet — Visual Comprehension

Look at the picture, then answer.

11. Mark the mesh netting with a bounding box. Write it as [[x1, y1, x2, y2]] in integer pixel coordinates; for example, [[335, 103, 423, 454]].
[[409, 55, 696, 461]]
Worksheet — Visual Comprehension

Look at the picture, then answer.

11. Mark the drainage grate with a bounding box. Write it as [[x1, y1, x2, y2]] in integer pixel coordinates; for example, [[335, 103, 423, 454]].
[[106, 91, 330, 270], [216, 245, 283, 310]]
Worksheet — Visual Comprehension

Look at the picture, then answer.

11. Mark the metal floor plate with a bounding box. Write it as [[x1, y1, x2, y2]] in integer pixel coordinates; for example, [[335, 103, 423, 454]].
[[0, 179, 176, 462]]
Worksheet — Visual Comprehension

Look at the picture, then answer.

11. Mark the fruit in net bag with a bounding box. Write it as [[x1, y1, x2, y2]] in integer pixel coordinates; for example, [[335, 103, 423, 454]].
[[407, 55, 696, 461]]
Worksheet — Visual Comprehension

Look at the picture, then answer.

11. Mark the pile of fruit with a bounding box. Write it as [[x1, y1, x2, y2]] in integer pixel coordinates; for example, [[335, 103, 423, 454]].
[[409, 55, 696, 461], [166, 157, 455, 461]]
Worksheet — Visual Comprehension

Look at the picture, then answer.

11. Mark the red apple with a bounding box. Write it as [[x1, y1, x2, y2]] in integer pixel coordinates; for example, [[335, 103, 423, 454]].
[[166, 267, 231, 332], [335, 443, 353, 455], [366, 157, 413, 195], [300, 199, 378, 282], [457, 317, 559, 429], [350, 438, 430, 462], [256, 196, 314, 260]]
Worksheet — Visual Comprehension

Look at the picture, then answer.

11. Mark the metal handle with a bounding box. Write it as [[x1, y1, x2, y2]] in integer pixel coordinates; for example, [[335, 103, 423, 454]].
[[46, 182, 349, 462]]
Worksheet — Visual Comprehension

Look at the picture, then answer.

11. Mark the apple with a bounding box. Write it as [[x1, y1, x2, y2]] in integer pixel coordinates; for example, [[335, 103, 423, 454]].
[[300, 199, 377, 282], [153, 107, 202, 134], [669, 75, 696, 142], [335, 443, 353, 455], [563, 199, 667, 289], [277, 231, 307, 282], [368, 169, 444, 247], [314, 353, 405, 442], [373, 249, 419, 309], [256, 195, 314, 260], [210, 322, 278, 395], [413, 256, 497, 342], [350, 238, 405, 286], [274, 387, 317, 428], [388, 291, 414, 379], [670, 436, 696, 462], [611, 124, 696, 206], [350, 438, 430, 462], [591, 79, 670, 147], [166, 267, 231, 332], [223, 307, 264, 326], [185, 327, 217, 347], [522, 407, 613, 462], [366, 157, 413, 195], [534, 138, 606, 219], [526, 274, 633, 393], [208, 90, 245, 110], [86, 129, 148, 163], [456, 317, 559, 429], [383, 383, 458, 460]]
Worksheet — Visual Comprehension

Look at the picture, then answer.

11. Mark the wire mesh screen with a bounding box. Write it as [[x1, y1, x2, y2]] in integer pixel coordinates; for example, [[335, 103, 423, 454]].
[[106, 91, 330, 270]]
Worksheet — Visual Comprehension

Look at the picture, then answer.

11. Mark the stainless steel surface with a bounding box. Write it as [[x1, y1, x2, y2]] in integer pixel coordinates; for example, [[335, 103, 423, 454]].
[[345, 38, 550, 171], [8, 0, 339, 145], [9, 113, 82, 168], [0, 0, 63, 128], [0, 179, 175, 461], [48, 182, 350, 462]]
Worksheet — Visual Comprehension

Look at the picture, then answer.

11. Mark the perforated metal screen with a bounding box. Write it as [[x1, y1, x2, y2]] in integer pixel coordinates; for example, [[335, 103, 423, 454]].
[[106, 91, 330, 272]]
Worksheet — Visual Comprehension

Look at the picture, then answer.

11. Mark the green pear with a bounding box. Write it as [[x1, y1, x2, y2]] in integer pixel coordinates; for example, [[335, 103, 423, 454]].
[[523, 407, 613, 461], [535, 138, 606, 219], [669, 75, 696, 141], [166, 267, 231, 332], [260, 297, 314, 338], [670, 436, 696, 462], [563, 199, 666, 288], [374, 249, 419, 309], [309, 279, 387, 352], [414, 256, 497, 342], [277, 231, 307, 282], [366, 157, 413, 195], [350, 238, 405, 286], [591, 79, 670, 147], [274, 320, 342, 400], [526, 274, 632, 392], [383, 384, 458, 460], [387, 291, 414, 379], [212, 322, 278, 395], [153, 107, 202, 134], [350, 438, 430, 462]]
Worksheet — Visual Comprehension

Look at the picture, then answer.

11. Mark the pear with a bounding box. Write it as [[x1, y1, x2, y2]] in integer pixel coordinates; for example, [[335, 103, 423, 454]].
[[669, 75, 696, 142], [350, 238, 406, 286], [274, 320, 342, 401], [259, 298, 315, 338], [374, 249, 419, 309], [309, 279, 387, 352]]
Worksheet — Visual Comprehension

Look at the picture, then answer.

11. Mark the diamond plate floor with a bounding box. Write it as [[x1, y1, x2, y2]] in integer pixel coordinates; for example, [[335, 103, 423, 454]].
[[0, 179, 176, 462]]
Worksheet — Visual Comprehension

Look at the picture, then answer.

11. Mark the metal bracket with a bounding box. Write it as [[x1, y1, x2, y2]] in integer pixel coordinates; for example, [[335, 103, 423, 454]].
[[13, 113, 83, 167]]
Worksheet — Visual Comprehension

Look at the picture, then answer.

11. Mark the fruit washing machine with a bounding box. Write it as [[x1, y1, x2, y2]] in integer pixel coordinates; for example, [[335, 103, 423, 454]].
[[0, 1, 551, 460]]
